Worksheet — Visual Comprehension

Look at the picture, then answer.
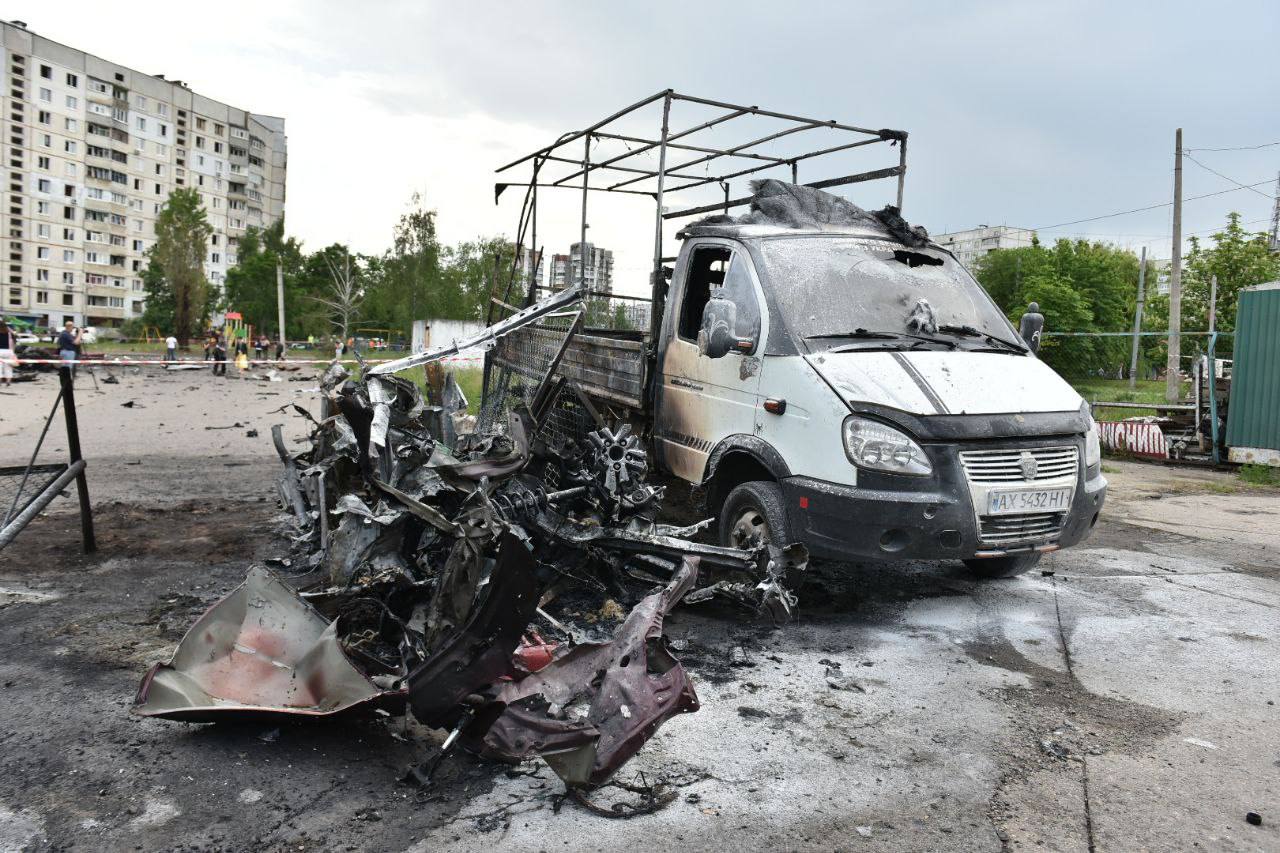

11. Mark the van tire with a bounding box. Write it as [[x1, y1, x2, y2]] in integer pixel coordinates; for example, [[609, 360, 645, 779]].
[[963, 553, 1041, 579], [719, 481, 791, 549]]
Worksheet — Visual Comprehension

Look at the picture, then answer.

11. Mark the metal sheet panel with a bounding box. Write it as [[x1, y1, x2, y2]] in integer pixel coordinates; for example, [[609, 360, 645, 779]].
[[1225, 283, 1280, 453]]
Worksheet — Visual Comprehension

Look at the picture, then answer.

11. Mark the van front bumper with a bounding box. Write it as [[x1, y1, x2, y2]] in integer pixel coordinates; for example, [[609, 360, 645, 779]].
[[778, 470, 1107, 563]]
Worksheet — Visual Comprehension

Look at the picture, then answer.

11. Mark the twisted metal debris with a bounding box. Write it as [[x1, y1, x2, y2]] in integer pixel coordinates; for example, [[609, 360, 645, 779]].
[[134, 304, 807, 805]]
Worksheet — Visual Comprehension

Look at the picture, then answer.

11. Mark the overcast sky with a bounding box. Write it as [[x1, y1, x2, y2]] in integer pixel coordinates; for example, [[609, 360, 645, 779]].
[[12, 1, 1279, 291]]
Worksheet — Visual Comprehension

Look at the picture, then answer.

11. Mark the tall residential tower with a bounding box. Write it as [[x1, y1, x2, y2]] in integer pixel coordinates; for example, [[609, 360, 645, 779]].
[[1, 20, 286, 329]]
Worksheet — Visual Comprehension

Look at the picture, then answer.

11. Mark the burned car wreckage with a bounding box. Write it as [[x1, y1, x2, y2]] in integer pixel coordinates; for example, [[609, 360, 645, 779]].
[[133, 291, 807, 810]]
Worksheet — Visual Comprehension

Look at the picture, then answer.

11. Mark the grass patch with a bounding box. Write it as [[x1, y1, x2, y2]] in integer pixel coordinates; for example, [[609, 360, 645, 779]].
[[1101, 463, 1120, 474], [1238, 464, 1280, 488], [1073, 378, 1189, 422], [348, 363, 484, 415]]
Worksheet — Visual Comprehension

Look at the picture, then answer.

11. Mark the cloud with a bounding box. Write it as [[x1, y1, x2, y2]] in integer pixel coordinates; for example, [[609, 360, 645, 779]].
[[11, 0, 1278, 279]]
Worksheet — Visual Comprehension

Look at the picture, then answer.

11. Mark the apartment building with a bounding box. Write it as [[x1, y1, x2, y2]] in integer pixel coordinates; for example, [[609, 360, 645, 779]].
[[549, 241, 613, 294], [2, 20, 286, 329], [933, 225, 1035, 269]]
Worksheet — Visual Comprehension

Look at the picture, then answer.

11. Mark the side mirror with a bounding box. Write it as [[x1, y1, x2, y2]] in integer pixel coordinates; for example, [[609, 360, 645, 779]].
[[697, 291, 754, 358]]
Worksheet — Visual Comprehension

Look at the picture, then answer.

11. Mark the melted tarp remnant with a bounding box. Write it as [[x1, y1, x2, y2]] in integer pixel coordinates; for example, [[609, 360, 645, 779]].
[[133, 567, 400, 721], [470, 559, 700, 788], [688, 179, 931, 247]]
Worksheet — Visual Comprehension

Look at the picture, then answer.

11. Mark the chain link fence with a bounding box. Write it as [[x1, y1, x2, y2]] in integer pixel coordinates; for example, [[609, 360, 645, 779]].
[[476, 310, 582, 436]]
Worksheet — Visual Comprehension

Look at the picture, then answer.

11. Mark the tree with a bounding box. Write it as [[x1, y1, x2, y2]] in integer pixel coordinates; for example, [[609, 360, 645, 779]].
[[1182, 212, 1279, 336], [222, 221, 312, 339], [973, 238, 1147, 379], [308, 248, 364, 340], [142, 188, 213, 344]]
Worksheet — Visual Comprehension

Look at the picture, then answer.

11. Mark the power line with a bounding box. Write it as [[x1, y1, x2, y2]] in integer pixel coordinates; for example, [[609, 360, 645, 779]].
[[1030, 180, 1275, 231], [1185, 154, 1277, 200], [1184, 140, 1280, 153]]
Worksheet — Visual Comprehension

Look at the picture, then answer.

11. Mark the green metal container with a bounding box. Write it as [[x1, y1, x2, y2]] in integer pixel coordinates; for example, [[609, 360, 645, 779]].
[[1226, 282, 1280, 465]]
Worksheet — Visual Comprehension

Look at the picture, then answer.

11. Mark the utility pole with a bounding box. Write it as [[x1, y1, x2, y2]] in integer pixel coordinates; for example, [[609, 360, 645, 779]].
[[276, 262, 286, 353], [1128, 246, 1147, 389], [1208, 274, 1218, 334], [1165, 128, 1183, 403], [1269, 171, 1280, 253]]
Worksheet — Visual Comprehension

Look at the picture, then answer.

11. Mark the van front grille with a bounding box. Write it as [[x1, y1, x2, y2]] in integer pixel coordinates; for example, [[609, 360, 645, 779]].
[[979, 512, 1065, 544], [959, 446, 1078, 483]]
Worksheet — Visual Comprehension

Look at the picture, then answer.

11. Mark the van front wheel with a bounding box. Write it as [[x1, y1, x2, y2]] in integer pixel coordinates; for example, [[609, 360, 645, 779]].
[[719, 481, 792, 549], [963, 553, 1041, 579]]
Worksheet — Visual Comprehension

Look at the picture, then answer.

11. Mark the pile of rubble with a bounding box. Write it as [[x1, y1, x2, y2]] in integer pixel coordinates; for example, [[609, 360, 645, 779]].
[[133, 333, 806, 810]]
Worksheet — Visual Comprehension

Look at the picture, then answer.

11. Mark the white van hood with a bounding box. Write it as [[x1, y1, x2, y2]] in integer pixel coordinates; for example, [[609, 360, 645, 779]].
[[807, 350, 1082, 416]]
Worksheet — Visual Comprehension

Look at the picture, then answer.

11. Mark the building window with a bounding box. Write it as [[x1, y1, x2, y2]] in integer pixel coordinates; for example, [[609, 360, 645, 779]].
[[63, 250, 75, 263], [37, 110, 51, 124], [65, 95, 77, 109], [40, 64, 52, 79], [136, 116, 146, 131], [36, 269, 48, 281], [62, 272, 74, 284], [157, 103, 169, 118], [37, 156, 50, 170], [62, 293, 73, 306], [36, 290, 48, 304], [64, 140, 77, 154], [36, 224, 49, 238], [65, 163, 76, 177], [65, 118, 77, 132], [37, 178, 51, 192], [63, 228, 75, 240], [8, 288, 20, 306], [38, 87, 51, 101], [66, 73, 78, 87], [37, 247, 49, 259]]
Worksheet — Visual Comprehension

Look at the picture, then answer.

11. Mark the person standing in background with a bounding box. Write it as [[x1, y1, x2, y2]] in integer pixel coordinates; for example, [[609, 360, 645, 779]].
[[165, 334, 178, 362], [57, 320, 81, 377], [212, 335, 227, 377], [0, 320, 15, 386]]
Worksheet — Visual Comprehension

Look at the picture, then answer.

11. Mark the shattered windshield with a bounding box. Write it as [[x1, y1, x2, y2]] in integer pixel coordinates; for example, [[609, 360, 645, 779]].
[[756, 236, 1018, 351]]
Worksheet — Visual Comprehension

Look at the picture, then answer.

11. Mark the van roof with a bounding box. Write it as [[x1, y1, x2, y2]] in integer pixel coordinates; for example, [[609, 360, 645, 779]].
[[675, 179, 938, 250]]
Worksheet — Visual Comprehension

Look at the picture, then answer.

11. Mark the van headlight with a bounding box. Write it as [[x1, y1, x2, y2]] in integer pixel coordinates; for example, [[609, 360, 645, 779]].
[[1084, 409, 1101, 468], [842, 416, 932, 476]]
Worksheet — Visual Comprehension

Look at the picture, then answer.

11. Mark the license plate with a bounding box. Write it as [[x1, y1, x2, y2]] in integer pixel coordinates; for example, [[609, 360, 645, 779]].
[[987, 487, 1072, 515]]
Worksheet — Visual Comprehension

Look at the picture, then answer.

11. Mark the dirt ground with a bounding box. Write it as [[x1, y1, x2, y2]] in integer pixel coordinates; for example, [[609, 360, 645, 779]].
[[1, 369, 1278, 852]]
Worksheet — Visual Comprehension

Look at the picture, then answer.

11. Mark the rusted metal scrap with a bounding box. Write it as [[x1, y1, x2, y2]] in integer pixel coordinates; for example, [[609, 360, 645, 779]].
[[133, 566, 403, 721], [133, 330, 808, 798], [468, 558, 700, 788]]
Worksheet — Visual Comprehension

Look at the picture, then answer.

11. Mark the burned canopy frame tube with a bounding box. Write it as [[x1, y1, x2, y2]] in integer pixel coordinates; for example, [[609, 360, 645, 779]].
[[367, 284, 583, 377], [493, 87, 908, 401], [648, 91, 673, 353]]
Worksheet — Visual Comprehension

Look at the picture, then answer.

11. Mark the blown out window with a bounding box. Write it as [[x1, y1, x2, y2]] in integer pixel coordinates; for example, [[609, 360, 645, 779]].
[[677, 245, 762, 351]]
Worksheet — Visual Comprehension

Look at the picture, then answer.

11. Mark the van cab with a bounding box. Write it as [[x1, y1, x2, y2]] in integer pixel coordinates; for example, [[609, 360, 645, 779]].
[[652, 218, 1106, 578]]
